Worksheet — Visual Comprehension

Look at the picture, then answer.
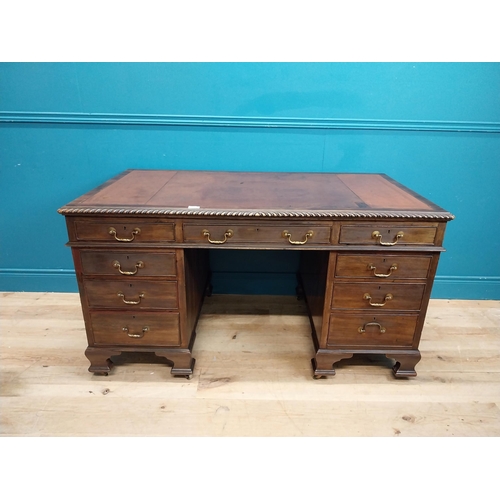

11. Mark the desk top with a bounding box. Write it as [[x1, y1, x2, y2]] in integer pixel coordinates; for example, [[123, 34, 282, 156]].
[[58, 169, 453, 220]]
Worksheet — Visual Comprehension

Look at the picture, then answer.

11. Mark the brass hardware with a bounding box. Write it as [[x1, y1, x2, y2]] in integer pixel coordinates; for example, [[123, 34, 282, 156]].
[[282, 230, 314, 245], [122, 326, 149, 338], [202, 229, 234, 244], [108, 227, 141, 242], [117, 292, 145, 305], [112, 260, 144, 275], [363, 292, 393, 307], [358, 322, 386, 334], [372, 230, 404, 246], [367, 263, 398, 278]]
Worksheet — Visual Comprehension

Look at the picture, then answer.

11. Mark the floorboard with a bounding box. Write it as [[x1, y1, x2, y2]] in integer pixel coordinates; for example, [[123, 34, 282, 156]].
[[1, 292, 499, 437]]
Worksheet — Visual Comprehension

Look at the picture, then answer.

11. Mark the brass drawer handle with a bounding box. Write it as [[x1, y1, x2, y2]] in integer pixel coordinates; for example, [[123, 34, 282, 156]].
[[202, 229, 234, 244], [372, 230, 404, 246], [363, 292, 393, 307], [122, 326, 149, 338], [367, 263, 398, 278], [109, 227, 141, 242], [117, 292, 145, 305], [112, 260, 144, 275], [282, 230, 313, 245], [358, 322, 386, 334]]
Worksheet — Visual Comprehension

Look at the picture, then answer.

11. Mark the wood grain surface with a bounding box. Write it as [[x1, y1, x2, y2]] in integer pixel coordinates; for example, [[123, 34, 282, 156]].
[[1, 292, 498, 437]]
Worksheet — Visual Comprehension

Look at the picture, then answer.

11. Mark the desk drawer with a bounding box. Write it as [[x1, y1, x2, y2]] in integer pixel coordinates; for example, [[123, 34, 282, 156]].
[[90, 311, 181, 347], [339, 224, 437, 246], [75, 220, 175, 243], [183, 223, 331, 246], [80, 251, 177, 277], [331, 283, 425, 311], [335, 254, 431, 279], [84, 280, 178, 309], [327, 313, 417, 347]]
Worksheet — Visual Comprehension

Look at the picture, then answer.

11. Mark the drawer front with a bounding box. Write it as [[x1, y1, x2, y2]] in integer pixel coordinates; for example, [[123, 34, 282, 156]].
[[327, 313, 418, 347], [90, 311, 181, 347], [339, 224, 437, 246], [84, 280, 178, 310], [331, 283, 425, 311], [183, 223, 331, 246], [335, 254, 431, 279], [80, 251, 176, 277], [75, 220, 175, 243]]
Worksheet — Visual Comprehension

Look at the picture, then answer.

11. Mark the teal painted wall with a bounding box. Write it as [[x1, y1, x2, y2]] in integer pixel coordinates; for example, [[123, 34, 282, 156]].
[[1, 63, 499, 298]]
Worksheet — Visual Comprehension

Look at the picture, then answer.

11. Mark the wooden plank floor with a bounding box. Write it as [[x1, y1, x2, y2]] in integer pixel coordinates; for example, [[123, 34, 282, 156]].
[[1, 292, 499, 436]]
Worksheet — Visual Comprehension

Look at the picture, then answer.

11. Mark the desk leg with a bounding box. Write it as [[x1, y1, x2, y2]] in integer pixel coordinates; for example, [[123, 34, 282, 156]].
[[85, 347, 118, 376], [389, 350, 421, 378], [312, 351, 354, 378], [155, 349, 196, 379], [84, 346, 195, 378]]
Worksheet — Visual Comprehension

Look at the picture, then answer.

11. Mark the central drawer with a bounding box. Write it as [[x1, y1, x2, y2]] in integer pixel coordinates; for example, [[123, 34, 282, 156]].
[[84, 279, 179, 309], [331, 283, 425, 311], [183, 223, 331, 246], [80, 251, 177, 277], [90, 311, 181, 347]]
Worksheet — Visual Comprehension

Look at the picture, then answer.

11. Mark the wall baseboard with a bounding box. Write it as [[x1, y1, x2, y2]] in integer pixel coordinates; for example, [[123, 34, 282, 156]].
[[431, 276, 500, 300], [0, 269, 78, 293], [1, 269, 499, 300]]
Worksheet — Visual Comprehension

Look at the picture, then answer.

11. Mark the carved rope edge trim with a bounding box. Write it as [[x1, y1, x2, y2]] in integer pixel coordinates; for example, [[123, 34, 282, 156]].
[[57, 207, 455, 220]]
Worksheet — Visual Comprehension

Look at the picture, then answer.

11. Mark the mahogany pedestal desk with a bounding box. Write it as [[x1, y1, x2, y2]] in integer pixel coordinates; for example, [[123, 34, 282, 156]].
[[58, 170, 453, 379]]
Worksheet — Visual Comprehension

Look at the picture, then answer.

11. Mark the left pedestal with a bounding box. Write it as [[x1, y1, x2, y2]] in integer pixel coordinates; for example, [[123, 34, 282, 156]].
[[64, 215, 210, 379]]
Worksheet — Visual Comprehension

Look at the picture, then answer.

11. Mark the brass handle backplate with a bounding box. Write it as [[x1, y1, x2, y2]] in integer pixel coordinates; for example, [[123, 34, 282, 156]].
[[123, 326, 149, 338], [117, 292, 145, 305], [202, 229, 234, 244], [367, 263, 398, 278], [282, 230, 313, 245], [112, 260, 144, 275], [109, 227, 141, 242], [372, 230, 404, 246], [358, 322, 386, 334], [363, 292, 393, 307]]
